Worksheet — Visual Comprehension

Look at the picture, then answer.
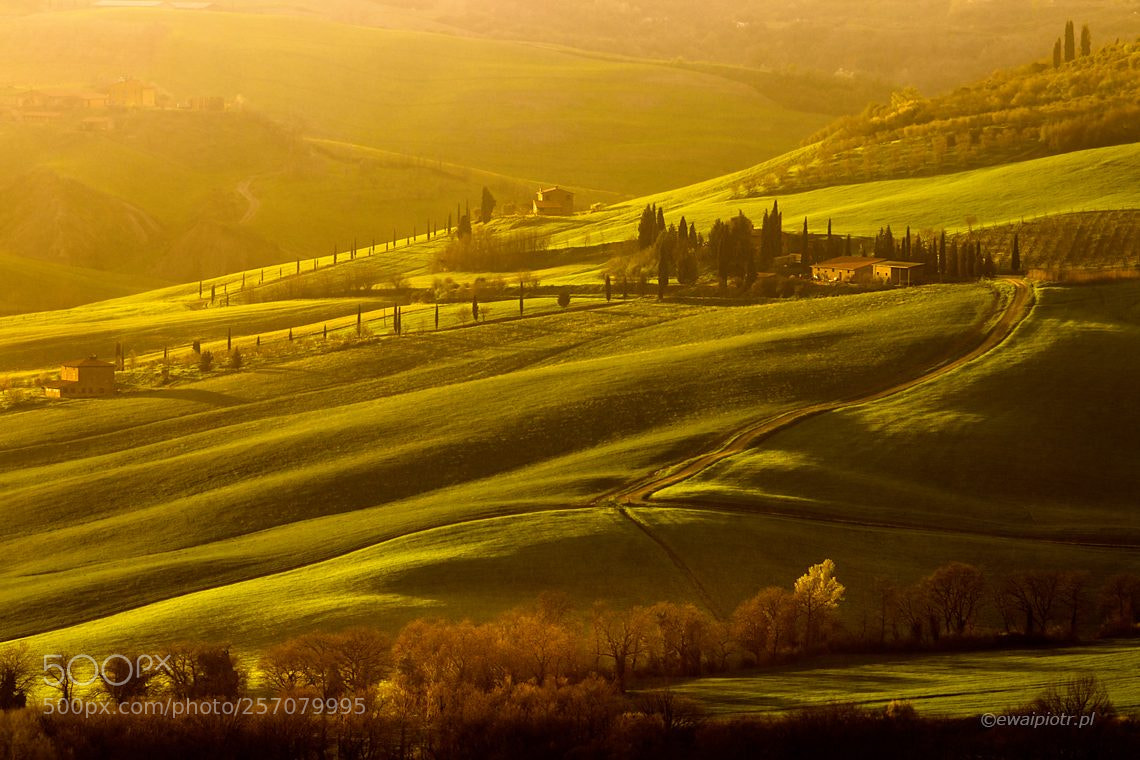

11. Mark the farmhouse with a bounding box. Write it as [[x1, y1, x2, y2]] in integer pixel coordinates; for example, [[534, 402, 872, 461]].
[[532, 186, 574, 216], [107, 79, 157, 109], [811, 256, 884, 284], [874, 260, 926, 285], [43, 357, 116, 399]]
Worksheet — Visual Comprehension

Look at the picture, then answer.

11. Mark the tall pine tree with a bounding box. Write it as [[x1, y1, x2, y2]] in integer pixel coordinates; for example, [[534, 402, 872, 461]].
[[1080, 24, 1091, 57], [1064, 20, 1076, 62], [1011, 233, 1021, 274]]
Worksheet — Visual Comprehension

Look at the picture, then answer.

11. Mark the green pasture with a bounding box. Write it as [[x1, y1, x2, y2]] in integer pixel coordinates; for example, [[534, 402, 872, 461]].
[[657, 280, 1140, 548], [1, 286, 996, 651], [668, 641, 1140, 717]]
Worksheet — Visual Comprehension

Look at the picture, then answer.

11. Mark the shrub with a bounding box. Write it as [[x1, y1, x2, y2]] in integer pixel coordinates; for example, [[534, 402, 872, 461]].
[[229, 349, 243, 370], [558, 288, 571, 308], [198, 351, 214, 373]]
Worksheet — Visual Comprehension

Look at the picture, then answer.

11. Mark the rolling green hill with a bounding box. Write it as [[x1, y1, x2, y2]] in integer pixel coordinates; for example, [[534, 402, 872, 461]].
[[0, 6, 844, 308], [730, 38, 1140, 197], [0, 8, 828, 196], [550, 142, 1140, 254], [2, 285, 1008, 652], [655, 281, 1140, 546]]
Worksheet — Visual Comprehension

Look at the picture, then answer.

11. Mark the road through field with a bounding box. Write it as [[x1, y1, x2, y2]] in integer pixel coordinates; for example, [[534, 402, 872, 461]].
[[604, 279, 1036, 616]]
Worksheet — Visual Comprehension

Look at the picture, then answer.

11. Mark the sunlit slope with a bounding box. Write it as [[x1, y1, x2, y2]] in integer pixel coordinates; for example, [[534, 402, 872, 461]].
[[0, 112, 606, 288], [0, 8, 827, 196], [570, 142, 1140, 246], [0, 252, 167, 315], [657, 281, 1140, 546], [1, 287, 997, 649]]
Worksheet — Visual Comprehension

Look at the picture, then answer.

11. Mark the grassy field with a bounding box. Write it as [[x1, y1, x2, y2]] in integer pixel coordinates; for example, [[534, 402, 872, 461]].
[[0, 251, 167, 315], [668, 641, 1140, 717], [560, 143, 1140, 252], [0, 285, 1001, 653], [655, 281, 1140, 546], [0, 8, 827, 197]]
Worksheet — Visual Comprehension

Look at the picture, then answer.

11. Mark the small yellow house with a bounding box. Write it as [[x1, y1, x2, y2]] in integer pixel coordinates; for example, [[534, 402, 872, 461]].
[[532, 186, 574, 216], [811, 256, 884, 284], [44, 357, 116, 399]]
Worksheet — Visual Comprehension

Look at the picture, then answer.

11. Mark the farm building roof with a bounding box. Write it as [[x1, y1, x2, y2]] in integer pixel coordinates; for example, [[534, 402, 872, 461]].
[[876, 260, 926, 268], [62, 357, 115, 368], [813, 256, 884, 269]]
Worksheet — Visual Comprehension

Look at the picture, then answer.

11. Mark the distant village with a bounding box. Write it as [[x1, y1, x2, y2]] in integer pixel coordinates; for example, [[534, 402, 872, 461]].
[[0, 74, 232, 130]]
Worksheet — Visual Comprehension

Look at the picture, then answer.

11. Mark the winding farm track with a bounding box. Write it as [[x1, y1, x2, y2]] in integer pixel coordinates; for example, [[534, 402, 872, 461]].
[[602, 279, 1036, 616]]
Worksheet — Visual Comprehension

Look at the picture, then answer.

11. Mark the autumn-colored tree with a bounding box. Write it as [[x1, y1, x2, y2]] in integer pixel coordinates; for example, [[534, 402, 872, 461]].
[[794, 560, 845, 650], [648, 602, 712, 677], [924, 562, 985, 636], [592, 604, 650, 692], [731, 587, 797, 662]]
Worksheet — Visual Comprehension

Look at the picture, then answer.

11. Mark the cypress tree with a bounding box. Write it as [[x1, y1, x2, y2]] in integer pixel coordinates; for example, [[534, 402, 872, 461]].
[[472, 295, 479, 322], [801, 217, 809, 266], [826, 218, 833, 259], [1011, 233, 1021, 274], [1053, 38, 1062, 68], [939, 231, 947, 279], [656, 206, 666, 234], [1080, 24, 1091, 57], [605, 274, 612, 301], [678, 216, 688, 245], [480, 186, 496, 224], [845, 233, 851, 258], [1064, 20, 1076, 62], [435, 303, 440, 329], [638, 205, 657, 249]]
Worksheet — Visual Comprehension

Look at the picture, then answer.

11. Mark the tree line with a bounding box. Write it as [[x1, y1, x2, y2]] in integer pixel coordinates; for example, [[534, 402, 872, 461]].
[[1, 559, 1138, 758], [625, 202, 1015, 297]]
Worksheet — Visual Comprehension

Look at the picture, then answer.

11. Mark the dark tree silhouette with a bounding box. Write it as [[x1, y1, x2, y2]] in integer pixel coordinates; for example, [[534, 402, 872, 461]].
[[637, 205, 657, 249], [1064, 20, 1076, 62], [481, 186, 497, 224], [1080, 24, 1091, 57]]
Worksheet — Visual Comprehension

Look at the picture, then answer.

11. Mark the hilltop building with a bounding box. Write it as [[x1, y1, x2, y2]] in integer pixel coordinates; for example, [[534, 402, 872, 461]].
[[812, 256, 885, 284], [532, 187, 574, 216], [873, 260, 926, 285], [43, 357, 116, 399]]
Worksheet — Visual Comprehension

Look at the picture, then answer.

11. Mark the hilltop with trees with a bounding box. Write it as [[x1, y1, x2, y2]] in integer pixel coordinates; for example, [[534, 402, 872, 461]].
[[733, 33, 1140, 197]]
